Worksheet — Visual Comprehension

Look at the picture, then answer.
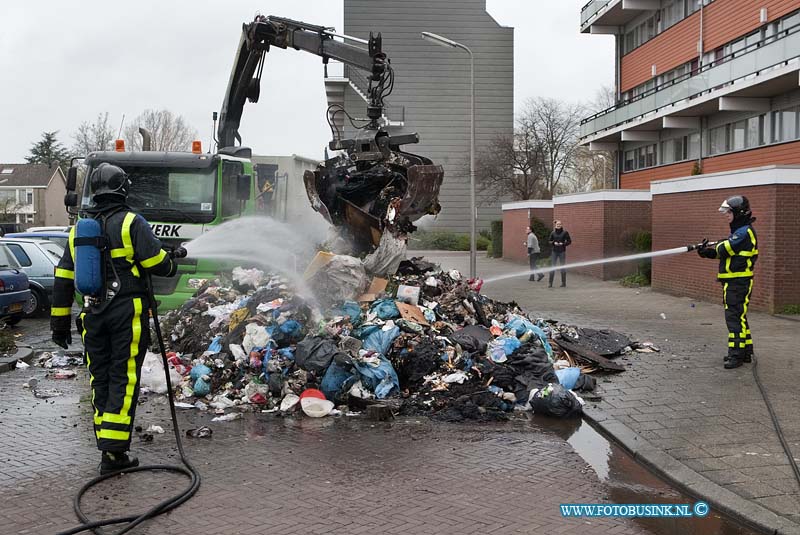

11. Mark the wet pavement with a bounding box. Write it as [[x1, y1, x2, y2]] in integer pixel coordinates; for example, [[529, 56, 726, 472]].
[[425, 251, 800, 530], [1, 313, 760, 534]]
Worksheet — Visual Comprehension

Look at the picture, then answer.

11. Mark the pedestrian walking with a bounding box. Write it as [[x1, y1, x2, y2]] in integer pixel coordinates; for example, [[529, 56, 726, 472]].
[[525, 226, 544, 282], [696, 195, 757, 369], [50, 164, 185, 473], [548, 221, 572, 287]]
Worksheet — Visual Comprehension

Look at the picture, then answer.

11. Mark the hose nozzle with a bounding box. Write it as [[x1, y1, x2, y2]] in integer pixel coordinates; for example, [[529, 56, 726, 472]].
[[687, 238, 717, 251]]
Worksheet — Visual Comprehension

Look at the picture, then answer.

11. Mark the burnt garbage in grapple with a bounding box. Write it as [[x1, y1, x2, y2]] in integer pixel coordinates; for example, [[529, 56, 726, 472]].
[[151, 256, 650, 424]]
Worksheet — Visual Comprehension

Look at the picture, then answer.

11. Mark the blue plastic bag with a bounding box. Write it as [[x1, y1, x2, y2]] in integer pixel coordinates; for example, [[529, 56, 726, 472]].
[[206, 336, 223, 355], [189, 364, 212, 381], [370, 299, 400, 320], [555, 367, 581, 390], [506, 315, 553, 357], [332, 301, 362, 324], [321, 362, 357, 401], [279, 320, 303, 338], [193, 376, 210, 396], [362, 325, 400, 355], [353, 356, 399, 399], [488, 336, 521, 363]]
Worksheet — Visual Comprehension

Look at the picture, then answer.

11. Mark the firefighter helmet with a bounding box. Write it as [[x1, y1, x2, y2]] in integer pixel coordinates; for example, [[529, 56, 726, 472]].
[[719, 195, 751, 219], [90, 163, 130, 200]]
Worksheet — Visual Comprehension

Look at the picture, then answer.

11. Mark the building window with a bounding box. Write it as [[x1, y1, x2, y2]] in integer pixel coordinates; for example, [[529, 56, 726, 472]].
[[25, 214, 34, 224], [731, 121, 746, 151], [782, 108, 797, 142], [688, 132, 701, 159], [624, 150, 635, 172], [709, 125, 728, 155], [746, 116, 763, 148]]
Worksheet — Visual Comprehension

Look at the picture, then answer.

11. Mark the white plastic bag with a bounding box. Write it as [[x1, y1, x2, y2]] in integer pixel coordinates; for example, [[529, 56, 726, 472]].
[[140, 352, 182, 394]]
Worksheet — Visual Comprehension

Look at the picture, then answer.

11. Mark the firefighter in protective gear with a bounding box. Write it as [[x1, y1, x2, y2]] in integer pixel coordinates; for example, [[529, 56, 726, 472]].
[[696, 195, 758, 369], [50, 163, 179, 474]]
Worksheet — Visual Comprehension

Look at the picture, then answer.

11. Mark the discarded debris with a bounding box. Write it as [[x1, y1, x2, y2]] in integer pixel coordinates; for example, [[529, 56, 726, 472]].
[[186, 426, 213, 438], [154, 255, 634, 422]]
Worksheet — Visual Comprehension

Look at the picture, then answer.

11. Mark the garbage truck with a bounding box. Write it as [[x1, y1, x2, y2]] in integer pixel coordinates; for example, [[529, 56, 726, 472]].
[[64, 14, 443, 310]]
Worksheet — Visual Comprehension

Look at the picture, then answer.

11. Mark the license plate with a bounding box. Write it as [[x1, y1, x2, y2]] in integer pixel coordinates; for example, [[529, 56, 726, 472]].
[[9, 302, 22, 313]]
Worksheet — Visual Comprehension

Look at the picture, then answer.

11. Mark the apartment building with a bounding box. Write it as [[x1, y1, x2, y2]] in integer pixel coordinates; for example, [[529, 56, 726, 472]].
[[576, 0, 800, 313], [325, 0, 514, 232]]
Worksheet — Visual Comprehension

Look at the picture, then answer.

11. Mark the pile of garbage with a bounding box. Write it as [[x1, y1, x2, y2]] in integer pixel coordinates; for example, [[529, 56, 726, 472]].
[[154, 258, 642, 422]]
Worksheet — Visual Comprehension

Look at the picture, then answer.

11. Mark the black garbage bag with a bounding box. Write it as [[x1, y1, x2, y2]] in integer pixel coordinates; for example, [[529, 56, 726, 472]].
[[573, 373, 596, 392], [530, 383, 583, 418], [450, 325, 493, 354], [295, 336, 340, 374], [396, 340, 441, 387]]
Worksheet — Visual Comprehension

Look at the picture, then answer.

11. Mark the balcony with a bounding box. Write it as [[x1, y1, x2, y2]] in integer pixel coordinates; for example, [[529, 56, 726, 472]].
[[580, 0, 659, 34], [580, 24, 800, 142]]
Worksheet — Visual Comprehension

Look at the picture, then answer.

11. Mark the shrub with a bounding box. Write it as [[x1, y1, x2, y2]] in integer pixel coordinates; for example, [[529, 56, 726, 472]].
[[620, 273, 650, 288], [490, 220, 503, 258], [412, 230, 488, 251], [622, 230, 653, 285], [782, 304, 800, 315]]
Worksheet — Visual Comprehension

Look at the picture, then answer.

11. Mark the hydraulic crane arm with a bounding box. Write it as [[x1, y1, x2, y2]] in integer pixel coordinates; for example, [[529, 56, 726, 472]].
[[218, 15, 389, 148]]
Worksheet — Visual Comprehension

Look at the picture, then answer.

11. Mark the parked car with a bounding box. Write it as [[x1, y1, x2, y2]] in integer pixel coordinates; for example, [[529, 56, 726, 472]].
[[0, 238, 64, 317], [0, 246, 31, 325], [0, 223, 24, 237], [26, 226, 71, 233], [6, 231, 69, 250]]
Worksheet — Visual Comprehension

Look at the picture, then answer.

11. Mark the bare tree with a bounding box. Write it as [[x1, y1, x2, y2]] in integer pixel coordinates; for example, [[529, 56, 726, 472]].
[[72, 112, 116, 155], [123, 109, 198, 151], [475, 130, 546, 203], [0, 196, 21, 224], [520, 97, 584, 197], [559, 146, 614, 194], [592, 84, 616, 113]]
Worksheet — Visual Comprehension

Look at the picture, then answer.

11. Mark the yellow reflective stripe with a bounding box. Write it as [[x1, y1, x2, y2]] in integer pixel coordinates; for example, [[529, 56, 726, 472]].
[[51, 307, 71, 316], [723, 240, 735, 256], [80, 312, 102, 427], [110, 248, 128, 258], [718, 271, 754, 279], [140, 249, 167, 269], [97, 429, 130, 441], [55, 268, 74, 279], [748, 228, 757, 249], [119, 297, 143, 422], [102, 412, 131, 425], [738, 250, 758, 257], [68, 226, 76, 262], [740, 279, 753, 344], [121, 212, 140, 278], [728, 333, 734, 338], [723, 283, 728, 309]]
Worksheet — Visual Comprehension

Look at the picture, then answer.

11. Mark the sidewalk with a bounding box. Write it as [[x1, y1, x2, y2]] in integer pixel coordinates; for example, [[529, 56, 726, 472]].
[[424, 251, 800, 531]]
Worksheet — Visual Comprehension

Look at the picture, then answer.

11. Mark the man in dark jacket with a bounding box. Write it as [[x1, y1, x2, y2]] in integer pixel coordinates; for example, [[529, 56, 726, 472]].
[[548, 221, 572, 288], [525, 226, 544, 282], [50, 164, 183, 473], [696, 195, 758, 369]]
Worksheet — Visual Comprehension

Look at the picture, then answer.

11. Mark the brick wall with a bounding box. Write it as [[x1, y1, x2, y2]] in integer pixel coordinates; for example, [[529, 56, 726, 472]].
[[652, 184, 800, 313], [502, 207, 553, 263], [553, 199, 651, 280], [620, 0, 799, 93], [621, 141, 800, 189]]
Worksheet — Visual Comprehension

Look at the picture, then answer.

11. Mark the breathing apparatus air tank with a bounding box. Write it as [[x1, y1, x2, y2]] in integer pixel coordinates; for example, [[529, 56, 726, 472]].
[[74, 218, 105, 296]]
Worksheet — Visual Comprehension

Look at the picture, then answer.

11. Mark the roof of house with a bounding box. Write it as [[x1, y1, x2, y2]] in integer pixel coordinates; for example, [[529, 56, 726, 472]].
[[0, 163, 64, 188]]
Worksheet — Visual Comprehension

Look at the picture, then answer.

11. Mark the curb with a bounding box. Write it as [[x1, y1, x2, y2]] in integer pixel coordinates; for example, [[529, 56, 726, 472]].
[[583, 407, 800, 535], [0, 344, 34, 374]]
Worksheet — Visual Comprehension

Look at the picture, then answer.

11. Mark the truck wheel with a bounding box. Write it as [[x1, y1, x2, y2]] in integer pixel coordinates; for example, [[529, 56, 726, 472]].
[[23, 288, 45, 318]]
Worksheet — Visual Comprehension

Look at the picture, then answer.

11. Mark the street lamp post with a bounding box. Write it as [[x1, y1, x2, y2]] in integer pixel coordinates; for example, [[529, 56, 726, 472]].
[[421, 31, 476, 279]]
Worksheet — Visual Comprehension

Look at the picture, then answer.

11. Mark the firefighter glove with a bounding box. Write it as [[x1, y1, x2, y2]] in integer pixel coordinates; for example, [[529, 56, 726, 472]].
[[697, 246, 716, 259], [170, 246, 188, 259], [52, 330, 72, 349]]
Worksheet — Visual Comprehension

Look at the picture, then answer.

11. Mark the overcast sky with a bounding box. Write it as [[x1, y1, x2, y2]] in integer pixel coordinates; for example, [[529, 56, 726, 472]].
[[0, 0, 614, 162]]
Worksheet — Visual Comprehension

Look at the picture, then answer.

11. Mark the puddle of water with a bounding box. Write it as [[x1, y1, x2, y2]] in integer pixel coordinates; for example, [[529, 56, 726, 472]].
[[535, 416, 763, 535]]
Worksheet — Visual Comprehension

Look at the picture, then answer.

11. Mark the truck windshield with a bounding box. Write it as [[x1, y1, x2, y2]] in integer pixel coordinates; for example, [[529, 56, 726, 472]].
[[82, 166, 217, 224]]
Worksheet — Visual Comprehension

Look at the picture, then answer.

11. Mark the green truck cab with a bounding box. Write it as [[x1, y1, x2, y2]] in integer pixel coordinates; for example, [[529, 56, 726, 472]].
[[65, 146, 255, 311]]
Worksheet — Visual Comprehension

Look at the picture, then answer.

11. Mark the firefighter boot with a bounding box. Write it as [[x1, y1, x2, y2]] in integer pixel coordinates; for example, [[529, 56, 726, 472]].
[[724, 351, 752, 364], [100, 451, 139, 474], [724, 354, 744, 369]]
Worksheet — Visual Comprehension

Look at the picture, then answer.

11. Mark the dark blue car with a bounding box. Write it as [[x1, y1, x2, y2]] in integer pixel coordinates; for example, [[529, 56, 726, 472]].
[[0, 244, 31, 325]]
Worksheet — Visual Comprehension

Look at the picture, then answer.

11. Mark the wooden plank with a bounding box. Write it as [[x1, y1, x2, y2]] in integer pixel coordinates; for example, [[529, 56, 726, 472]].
[[555, 338, 626, 372]]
